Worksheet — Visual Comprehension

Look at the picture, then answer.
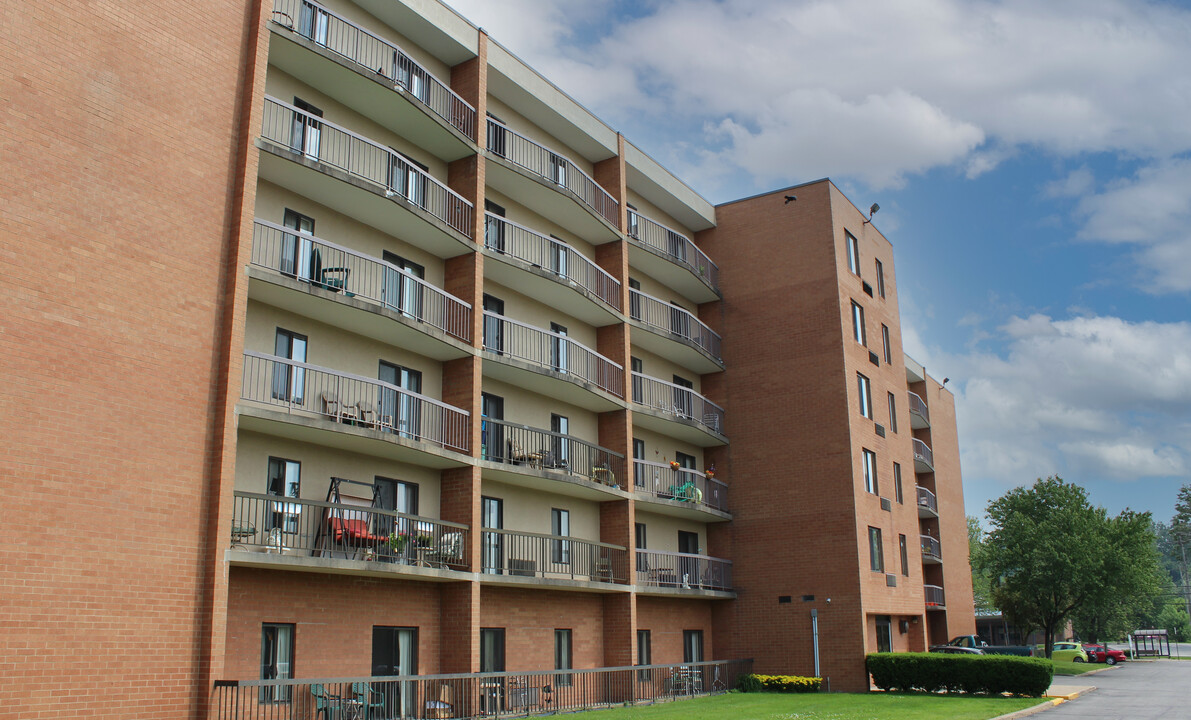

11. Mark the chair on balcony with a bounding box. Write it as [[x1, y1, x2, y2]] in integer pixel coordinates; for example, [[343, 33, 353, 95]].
[[350, 682, 385, 717], [355, 400, 377, 429], [310, 684, 343, 720], [425, 683, 454, 718], [427, 532, 463, 568], [594, 557, 613, 582], [321, 392, 359, 424]]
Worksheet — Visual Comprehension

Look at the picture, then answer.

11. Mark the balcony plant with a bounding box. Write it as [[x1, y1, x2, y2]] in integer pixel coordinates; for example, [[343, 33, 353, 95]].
[[706, 465, 716, 479], [669, 459, 681, 471]]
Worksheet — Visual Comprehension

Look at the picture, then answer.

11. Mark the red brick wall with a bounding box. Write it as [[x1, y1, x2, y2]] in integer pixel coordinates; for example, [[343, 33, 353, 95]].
[[479, 587, 607, 671], [636, 597, 714, 663], [0, 0, 264, 717]]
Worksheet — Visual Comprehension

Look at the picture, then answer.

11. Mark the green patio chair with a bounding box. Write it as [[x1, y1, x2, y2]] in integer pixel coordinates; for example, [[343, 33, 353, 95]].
[[351, 681, 385, 718], [310, 683, 343, 720]]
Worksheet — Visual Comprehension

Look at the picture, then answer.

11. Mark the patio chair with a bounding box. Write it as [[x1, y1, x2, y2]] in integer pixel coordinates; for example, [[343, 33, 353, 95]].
[[428, 532, 464, 568], [425, 683, 453, 718], [321, 392, 342, 421], [350, 681, 385, 718], [356, 400, 377, 429], [310, 684, 343, 720]]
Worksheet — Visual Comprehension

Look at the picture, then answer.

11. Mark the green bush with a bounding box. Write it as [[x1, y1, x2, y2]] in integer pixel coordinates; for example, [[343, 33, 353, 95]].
[[866, 653, 1052, 697], [736, 673, 821, 693]]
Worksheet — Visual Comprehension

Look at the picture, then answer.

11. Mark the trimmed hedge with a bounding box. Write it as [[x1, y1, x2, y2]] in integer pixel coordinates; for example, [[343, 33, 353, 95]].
[[866, 653, 1053, 697], [736, 673, 822, 693]]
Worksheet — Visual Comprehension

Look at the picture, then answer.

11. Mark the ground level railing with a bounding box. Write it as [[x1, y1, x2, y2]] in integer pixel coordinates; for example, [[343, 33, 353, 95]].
[[480, 529, 627, 583], [635, 550, 732, 591], [231, 490, 469, 570], [212, 659, 753, 719], [632, 460, 727, 512]]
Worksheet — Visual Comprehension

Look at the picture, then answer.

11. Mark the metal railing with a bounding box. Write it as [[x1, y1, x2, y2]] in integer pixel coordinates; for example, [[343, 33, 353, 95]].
[[482, 313, 624, 397], [912, 438, 934, 470], [920, 535, 942, 561], [631, 372, 724, 436], [629, 288, 722, 362], [241, 351, 470, 453], [486, 118, 618, 227], [924, 584, 946, 607], [627, 211, 718, 292], [480, 418, 625, 487], [908, 390, 929, 423], [261, 95, 474, 238], [212, 659, 753, 719], [916, 485, 938, 514], [635, 550, 732, 591], [231, 490, 469, 570], [483, 213, 621, 311], [251, 219, 471, 342], [480, 529, 627, 583], [632, 460, 727, 512], [270, 0, 476, 140]]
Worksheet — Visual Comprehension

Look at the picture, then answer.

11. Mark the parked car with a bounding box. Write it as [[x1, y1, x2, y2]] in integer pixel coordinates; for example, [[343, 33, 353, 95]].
[[1083, 643, 1127, 665], [931, 635, 1034, 656], [930, 645, 984, 655], [1034, 641, 1089, 662]]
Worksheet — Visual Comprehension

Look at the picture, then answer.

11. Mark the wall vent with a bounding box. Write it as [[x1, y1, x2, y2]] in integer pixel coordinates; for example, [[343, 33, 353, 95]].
[[886, 573, 897, 587]]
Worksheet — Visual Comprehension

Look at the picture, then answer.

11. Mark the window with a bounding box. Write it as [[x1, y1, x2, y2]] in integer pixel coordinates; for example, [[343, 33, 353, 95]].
[[551, 414, 569, 469], [899, 534, 909, 576], [635, 522, 648, 571], [888, 392, 898, 433], [633, 439, 646, 488], [629, 278, 641, 320], [280, 209, 315, 280], [868, 527, 884, 572], [480, 628, 505, 673], [260, 623, 295, 703], [882, 324, 892, 364], [862, 449, 878, 494], [484, 200, 506, 252], [551, 322, 568, 373], [846, 231, 860, 275], [631, 357, 643, 403], [627, 204, 640, 239], [851, 302, 866, 346], [683, 630, 704, 663], [555, 629, 573, 687], [894, 463, 903, 504], [876, 615, 892, 653], [637, 630, 652, 681], [875, 259, 886, 298], [272, 328, 307, 402], [290, 98, 322, 158], [551, 508, 570, 564], [266, 457, 301, 533], [857, 373, 872, 418]]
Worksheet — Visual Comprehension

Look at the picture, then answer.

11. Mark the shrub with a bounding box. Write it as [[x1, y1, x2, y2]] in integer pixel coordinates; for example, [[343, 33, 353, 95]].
[[866, 653, 1053, 697], [736, 673, 821, 693]]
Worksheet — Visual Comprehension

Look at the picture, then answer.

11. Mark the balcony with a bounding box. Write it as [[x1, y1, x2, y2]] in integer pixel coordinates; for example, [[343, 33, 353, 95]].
[[912, 438, 935, 473], [908, 390, 930, 429], [920, 535, 942, 564], [635, 550, 733, 595], [481, 419, 627, 498], [483, 213, 622, 324], [268, 0, 476, 159], [633, 460, 728, 519], [249, 220, 472, 359], [485, 118, 620, 241], [239, 352, 471, 467], [916, 485, 939, 519], [480, 529, 627, 590], [631, 373, 725, 446], [481, 313, 624, 410], [629, 289, 723, 373], [924, 583, 946, 609], [627, 210, 719, 302], [258, 96, 475, 258], [229, 490, 470, 578]]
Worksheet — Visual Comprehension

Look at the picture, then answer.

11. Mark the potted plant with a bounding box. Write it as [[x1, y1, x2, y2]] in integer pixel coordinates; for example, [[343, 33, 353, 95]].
[[706, 465, 716, 479], [668, 458, 681, 471], [388, 532, 409, 555]]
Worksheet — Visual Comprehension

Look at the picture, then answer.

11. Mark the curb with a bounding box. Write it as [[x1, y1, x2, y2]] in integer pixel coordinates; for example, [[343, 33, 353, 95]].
[[989, 686, 1097, 720]]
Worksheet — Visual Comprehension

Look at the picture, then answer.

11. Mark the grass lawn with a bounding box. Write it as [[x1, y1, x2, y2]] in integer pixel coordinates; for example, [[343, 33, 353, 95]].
[[1052, 659, 1099, 675], [570, 692, 1045, 720]]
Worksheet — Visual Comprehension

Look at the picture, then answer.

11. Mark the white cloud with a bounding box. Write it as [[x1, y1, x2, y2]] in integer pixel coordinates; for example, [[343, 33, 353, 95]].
[[1044, 166, 1095, 198]]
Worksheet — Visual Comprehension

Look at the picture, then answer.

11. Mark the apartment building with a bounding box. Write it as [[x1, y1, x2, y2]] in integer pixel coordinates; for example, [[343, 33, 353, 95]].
[[2, 0, 972, 716]]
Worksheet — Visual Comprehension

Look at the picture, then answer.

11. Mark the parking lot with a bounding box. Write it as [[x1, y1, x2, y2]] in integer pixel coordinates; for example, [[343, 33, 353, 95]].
[[1045, 659, 1189, 719]]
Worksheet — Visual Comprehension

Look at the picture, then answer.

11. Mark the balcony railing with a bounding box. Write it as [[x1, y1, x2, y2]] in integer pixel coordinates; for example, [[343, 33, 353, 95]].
[[251, 219, 471, 342], [230, 490, 469, 569], [486, 118, 619, 227], [631, 372, 724, 436], [481, 418, 626, 487], [924, 584, 946, 607], [908, 390, 929, 424], [629, 288, 722, 362], [916, 485, 938, 515], [212, 659, 754, 718], [482, 312, 624, 397], [483, 213, 621, 311], [913, 438, 934, 470], [480, 529, 627, 583], [920, 534, 942, 562], [270, 0, 476, 140], [261, 95, 474, 238], [241, 351, 470, 453], [627, 211, 719, 293], [635, 550, 732, 591], [632, 460, 727, 512]]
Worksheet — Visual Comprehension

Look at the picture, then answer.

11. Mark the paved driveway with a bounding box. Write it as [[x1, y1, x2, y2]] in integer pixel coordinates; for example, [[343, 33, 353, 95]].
[[1045, 660, 1188, 719]]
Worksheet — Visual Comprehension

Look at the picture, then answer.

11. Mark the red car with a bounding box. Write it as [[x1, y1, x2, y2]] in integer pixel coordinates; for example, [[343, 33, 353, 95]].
[[1082, 643, 1127, 665]]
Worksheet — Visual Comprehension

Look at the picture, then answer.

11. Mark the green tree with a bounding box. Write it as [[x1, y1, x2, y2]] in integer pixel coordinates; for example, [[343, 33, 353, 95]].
[[968, 516, 994, 612], [1072, 511, 1163, 643], [1169, 484, 1191, 618], [979, 476, 1156, 657]]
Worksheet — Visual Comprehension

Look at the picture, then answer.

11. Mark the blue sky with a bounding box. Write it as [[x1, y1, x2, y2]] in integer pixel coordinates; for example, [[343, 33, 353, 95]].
[[447, 0, 1191, 524]]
